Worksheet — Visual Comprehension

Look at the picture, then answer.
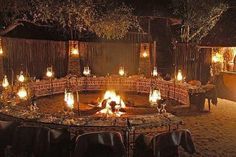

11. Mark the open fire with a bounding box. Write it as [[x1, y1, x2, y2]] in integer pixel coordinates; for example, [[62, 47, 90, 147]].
[[96, 90, 126, 116]]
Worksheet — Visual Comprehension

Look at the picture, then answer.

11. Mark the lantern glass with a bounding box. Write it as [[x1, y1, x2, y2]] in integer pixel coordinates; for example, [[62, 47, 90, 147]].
[[2, 75, 9, 88], [71, 48, 79, 55], [65, 92, 74, 109], [0, 48, 3, 55], [149, 89, 161, 105], [46, 67, 53, 78], [18, 71, 25, 82], [176, 69, 183, 81], [119, 67, 125, 76], [83, 66, 90, 76], [152, 67, 158, 77], [142, 50, 148, 58]]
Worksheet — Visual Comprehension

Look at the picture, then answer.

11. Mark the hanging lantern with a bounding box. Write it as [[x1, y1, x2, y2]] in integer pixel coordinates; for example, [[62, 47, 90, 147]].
[[119, 66, 125, 76], [64, 91, 74, 109], [83, 66, 91, 76], [152, 67, 158, 77], [2, 75, 9, 88], [17, 86, 27, 99], [149, 89, 161, 105], [176, 69, 183, 81], [18, 71, 25, 82], [46, 67, 54, 78]]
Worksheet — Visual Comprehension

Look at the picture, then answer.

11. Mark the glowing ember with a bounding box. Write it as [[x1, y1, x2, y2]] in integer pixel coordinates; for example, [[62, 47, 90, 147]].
[[97, 90, 125, 116]]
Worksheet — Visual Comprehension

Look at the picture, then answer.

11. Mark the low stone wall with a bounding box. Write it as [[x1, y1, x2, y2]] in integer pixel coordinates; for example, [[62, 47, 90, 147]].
[[28, 76, 205, 106]]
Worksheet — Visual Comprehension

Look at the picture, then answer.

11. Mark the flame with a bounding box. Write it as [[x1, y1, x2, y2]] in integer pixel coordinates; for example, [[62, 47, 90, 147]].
[[97, 90, 125, 116]]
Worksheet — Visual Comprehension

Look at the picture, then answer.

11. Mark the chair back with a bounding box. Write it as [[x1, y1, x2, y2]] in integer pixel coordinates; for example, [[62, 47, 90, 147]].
[[0, 120, 20, 156], [12, 125, 51, 157], [73, 131, 126, 157], [151, 129, 196, 157]]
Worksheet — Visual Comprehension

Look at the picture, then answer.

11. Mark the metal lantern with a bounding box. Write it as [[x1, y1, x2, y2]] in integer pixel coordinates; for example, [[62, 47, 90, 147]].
[[149, 89, 161, 105], [119, 66, 125, 76], [2, 75, 9, 88], [18, 71, 25, 82], [46, 67, 54, 78], [176, 69, 183, 82], [64, 91, 74, 109], [152, 67, 158, 77], [17, 86, 27, 99], [83, 66, 91, 76]]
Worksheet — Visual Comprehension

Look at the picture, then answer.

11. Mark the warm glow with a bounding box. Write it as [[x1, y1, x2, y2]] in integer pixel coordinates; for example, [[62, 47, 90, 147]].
[[97, 90, 125, 116], [149, 89, 161, 105], [46, 67, 53, 78], [71, 48, 79, 55], [2, 75, 9, 88], [17, 87, 27, 99], [18, 71, 25, 82], [64, 91, 74, 109], [100, 90, 125, 108], [0, 48, 3, 55], [142, 50, 148, 58], [83, 66, 91, 76], [152, 67, 158, 76], [119, 67, 125, 76], [176, 70, 183, 81], [212, 53, 223, 63]]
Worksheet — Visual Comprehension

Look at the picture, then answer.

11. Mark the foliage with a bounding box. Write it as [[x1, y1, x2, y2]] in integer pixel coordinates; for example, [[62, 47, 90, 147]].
[[0, 0, 140, 39], [171, 0, 228, 43]]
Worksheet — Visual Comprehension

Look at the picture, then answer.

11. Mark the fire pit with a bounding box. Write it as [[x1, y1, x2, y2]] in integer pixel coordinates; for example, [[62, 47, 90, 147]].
[[96, 90, 126, 117]]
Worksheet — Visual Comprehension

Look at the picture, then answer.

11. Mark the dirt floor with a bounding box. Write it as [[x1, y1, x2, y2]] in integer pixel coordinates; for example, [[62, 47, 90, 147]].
[[178, 98, 236, 157], [35, 92, 236, 157]]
